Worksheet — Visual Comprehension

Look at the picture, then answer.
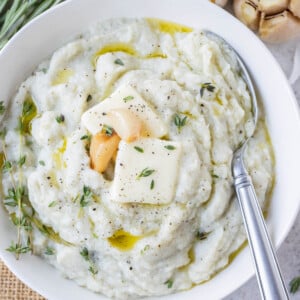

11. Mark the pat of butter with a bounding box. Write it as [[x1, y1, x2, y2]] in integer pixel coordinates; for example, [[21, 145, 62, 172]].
[[112, 138, 182, 204], [81, 85, 167, 137]]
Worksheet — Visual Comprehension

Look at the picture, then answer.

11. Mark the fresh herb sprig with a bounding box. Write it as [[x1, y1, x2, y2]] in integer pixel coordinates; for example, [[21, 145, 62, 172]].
[[80, 247, 98, 275], [164, 279, 173, 289], [102, 124, 114, 137], [174, 113, 187, 132], [196, 231, 210, 240], [6, 242, 31, 255], [0, 0, 65, 50], [45, 246, 55, 255]]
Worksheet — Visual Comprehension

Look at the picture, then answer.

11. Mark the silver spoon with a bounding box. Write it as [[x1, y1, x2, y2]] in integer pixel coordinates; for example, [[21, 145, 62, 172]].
[[204, 30, 289, 300]]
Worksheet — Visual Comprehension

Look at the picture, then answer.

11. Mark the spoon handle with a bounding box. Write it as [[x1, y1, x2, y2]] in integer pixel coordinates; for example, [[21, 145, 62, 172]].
[[234, 173, 289, 300]]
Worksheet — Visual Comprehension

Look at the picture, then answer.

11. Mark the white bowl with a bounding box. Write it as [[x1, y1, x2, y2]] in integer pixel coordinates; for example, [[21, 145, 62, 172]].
[[0, 0, 300, 299]]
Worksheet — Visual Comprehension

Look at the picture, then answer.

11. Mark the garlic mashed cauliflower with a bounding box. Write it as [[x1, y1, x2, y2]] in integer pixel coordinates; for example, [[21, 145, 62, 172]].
[[0, 18, 274, 299]]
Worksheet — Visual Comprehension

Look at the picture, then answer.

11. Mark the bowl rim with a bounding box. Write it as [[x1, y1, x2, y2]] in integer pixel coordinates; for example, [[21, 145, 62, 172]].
[[0, 0, 300, 299]]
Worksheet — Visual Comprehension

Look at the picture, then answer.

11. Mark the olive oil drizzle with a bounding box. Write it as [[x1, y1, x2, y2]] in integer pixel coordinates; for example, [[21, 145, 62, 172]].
[[108, 229, 142, 251]]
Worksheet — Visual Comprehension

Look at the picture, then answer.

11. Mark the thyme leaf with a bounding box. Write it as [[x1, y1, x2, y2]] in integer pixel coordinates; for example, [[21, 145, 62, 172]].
[[164, 145, 176, 150], [150, 179, 155, 190], [136, 167, 155, 179], [123, 95, 134, 102], [164, 279, 173, 289], [86, 94, 92, 102], [2, 160, 12, 172], [45, 246, 55, 255], [39, 160, 45, 166], [6, 242, 31, 254], [114, 58, 124, 66], [80, 247, 98, 275], [48, 201, 57, 208], [79, 186, 93, 207], [18, 155, 26, 167], [0, 127, 7, 139], [174, 114, 187, 132], [89, 265, 98, 275], [196, 231, 210, 240], [200, 82, 215, 97], [102, 124, 114, 137], [134, 146, 144, 153], [56, 114, 65, 124], [0, 101, 5, 115], [290, 276, 300, 294], [80, 247, 89, 261]]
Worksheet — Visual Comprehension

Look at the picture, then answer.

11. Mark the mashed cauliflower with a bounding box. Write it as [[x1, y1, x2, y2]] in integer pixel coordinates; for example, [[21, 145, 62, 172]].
[[0, 18, 274, 299]]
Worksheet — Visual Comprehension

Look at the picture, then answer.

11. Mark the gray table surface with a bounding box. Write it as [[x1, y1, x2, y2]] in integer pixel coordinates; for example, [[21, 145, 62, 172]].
[[225, 40, 300, 300]]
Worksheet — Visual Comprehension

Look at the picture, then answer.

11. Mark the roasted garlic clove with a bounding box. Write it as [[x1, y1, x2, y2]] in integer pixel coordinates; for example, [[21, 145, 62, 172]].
[[90, 132, 120, 173], [259, 10, 300, 43], [234, 0, 260, 30]]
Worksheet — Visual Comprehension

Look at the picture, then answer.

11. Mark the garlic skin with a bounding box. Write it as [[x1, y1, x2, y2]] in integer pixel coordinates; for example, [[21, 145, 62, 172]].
[[289, 0, 300, 18], [211, 0, 228, 7], [259, 11, 300, 43], [232, 0, 300, 43], [233, 0, 260, 30], [257, 0, 289, 15]]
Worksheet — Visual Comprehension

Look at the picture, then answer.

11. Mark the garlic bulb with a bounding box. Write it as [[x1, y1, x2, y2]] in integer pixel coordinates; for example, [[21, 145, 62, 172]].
[[233, 0, 300, 42]]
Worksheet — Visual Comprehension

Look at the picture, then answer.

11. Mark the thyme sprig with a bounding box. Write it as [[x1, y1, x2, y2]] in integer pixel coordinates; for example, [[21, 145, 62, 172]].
[[80, 247, 98, 275], [6, 242, 31, 255], [200, 82, 215, 97], [164, 279, 173, 289], [174, 113, 187, 133]]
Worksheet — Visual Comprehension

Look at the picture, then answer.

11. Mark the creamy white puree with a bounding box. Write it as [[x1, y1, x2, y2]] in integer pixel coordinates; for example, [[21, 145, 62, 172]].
[[0, 18, 274, 299]]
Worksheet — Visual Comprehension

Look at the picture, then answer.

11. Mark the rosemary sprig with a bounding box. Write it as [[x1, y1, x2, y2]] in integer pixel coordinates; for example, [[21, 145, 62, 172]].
[[0, 0, 65, 50]]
